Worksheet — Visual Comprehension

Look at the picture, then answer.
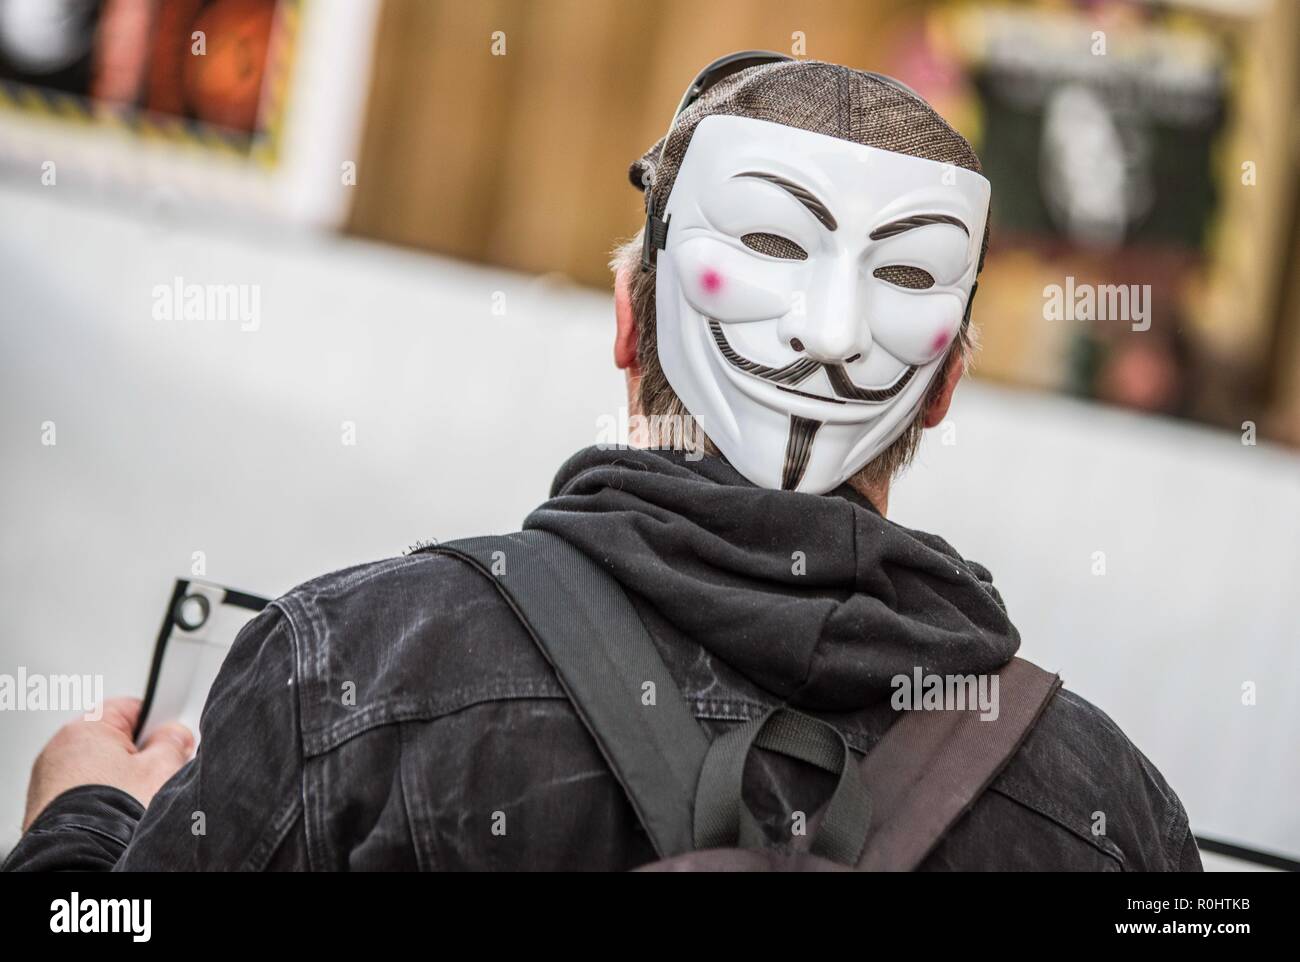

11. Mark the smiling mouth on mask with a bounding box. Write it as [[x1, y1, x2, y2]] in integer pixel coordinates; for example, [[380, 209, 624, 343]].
[[708, 319, 916, 404]]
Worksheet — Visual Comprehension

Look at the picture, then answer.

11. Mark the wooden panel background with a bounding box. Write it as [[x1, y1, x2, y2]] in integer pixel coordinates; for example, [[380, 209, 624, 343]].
[[346, 0, 916, 284]]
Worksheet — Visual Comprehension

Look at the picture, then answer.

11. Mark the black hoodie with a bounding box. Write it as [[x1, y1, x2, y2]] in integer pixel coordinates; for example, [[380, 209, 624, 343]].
[[5, 447, 1200, 872], [527, 446, 1020, 712]]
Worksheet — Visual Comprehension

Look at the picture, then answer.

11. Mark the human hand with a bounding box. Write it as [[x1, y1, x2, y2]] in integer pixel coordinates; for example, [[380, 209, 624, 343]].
[[23, 696, 194, 831]]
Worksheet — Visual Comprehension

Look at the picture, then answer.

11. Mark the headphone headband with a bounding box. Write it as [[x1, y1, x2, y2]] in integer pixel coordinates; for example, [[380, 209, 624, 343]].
[[641, 51, 795, 270]]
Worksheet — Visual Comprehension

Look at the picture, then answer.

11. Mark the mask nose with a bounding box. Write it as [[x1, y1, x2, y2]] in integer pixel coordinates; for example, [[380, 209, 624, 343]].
[[780, 257, 872, 364], [787, 336, 866, 366]]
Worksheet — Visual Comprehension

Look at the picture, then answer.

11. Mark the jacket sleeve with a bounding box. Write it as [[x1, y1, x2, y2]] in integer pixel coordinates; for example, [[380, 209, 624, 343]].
[[2, 786, 143, 871], [3, 605, 306, 872], [116, 606, 307, 870], [1168, 797, 1204, 872], [1177, 830, 1204, 871], [1156, 766, 1203, 872]]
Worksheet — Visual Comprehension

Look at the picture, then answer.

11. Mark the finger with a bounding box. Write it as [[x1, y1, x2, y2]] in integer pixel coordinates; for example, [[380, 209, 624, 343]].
[[97, 697, 143, 737], [138, 722, 195, 769]]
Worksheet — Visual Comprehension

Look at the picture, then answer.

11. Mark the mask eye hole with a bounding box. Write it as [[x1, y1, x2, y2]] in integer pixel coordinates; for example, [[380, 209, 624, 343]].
[[873, 265, 935, 290], [741, 232, 808, 261]]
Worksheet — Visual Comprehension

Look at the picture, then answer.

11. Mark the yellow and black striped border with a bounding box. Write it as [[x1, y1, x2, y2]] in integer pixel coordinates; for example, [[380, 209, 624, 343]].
[[0, 0, 302, 169]]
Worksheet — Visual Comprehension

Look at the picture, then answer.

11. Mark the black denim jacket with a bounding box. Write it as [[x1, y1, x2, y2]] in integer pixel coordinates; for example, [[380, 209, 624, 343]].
[[4, 449, 1201, 871]]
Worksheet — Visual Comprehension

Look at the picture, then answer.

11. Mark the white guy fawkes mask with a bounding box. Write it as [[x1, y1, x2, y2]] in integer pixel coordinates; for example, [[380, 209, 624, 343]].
[[654, 114, 990, 494]]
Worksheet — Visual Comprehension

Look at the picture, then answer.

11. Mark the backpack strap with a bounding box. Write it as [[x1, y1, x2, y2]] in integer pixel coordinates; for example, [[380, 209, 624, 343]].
[[423, 530, 709, 859], [694, 705, 871, 865], [857, 656, 1062, 870]]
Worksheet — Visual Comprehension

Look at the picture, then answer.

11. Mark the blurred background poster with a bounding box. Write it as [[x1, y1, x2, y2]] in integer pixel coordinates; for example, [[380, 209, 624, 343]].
[[0, 0, 294, 148], [0, 0, 374, 223], [930, 2, 1286, 436], [0, 0, 1297, 867]]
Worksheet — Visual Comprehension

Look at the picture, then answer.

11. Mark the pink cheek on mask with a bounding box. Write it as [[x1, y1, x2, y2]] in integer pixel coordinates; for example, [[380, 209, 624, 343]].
[[930, 328, 953, 356], [699, 268, 724, 296]]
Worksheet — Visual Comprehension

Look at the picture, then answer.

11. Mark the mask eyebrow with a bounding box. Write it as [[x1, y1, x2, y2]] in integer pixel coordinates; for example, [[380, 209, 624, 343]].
[[732, 171, 837, 231], [869, 213, 969, 240]]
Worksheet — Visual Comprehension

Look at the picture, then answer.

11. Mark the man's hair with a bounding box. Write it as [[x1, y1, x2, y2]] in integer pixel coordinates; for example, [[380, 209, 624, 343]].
[[617, 60, 984, 489], [610, 232, 976, 489]]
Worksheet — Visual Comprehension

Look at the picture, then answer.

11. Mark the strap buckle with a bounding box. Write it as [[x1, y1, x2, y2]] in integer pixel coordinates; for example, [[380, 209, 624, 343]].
[[640, 188, 670, 270]]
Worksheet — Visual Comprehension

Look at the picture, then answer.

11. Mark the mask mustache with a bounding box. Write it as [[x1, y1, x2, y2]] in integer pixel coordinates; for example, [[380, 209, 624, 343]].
[[708, 319, 916, 402]]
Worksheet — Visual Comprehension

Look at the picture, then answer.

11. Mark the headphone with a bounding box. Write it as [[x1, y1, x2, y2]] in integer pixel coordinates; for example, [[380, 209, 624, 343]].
[[641, 50, 794, 270], [640, 52, 931, 270]]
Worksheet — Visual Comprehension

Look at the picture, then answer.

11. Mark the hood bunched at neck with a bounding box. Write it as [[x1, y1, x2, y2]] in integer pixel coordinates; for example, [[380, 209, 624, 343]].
[[524, 446, 1020, 713]]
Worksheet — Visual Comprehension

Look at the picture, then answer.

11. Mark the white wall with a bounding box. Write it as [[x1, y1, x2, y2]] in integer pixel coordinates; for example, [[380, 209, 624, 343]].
[[1, 181, 1295, 866]]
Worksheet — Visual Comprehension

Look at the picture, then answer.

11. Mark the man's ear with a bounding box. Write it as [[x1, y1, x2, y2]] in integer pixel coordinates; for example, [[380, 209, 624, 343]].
[[922, 349, 964, 428], [614, 267, 639, 372]]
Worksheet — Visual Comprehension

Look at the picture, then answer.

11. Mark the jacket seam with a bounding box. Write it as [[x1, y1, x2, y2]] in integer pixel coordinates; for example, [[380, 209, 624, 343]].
[[688, 696, 881, 754], [241, 796, 304, 872], [301, 683, 569, 755], [269, 596, 325, 871], [397, 723, 435, 872], [987, 782, 1126, 867], [19, 822, 132, 851]]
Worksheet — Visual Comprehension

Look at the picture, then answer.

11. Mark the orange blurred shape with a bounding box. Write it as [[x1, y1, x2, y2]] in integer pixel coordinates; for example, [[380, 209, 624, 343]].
[[183, 0, 276, 132], [144, 0, 202, 117]]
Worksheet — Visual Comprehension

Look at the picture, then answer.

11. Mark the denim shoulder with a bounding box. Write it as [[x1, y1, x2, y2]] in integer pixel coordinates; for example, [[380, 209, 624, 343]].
[[271, 551, 558, 759], [990, 685, 1199, 871]]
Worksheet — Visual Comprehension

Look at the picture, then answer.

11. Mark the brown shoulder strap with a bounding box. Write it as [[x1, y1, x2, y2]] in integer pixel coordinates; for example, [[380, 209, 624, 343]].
[[857, 657, 1062, 871]]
